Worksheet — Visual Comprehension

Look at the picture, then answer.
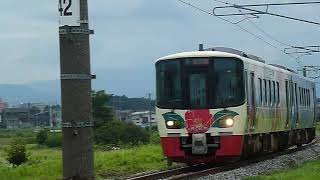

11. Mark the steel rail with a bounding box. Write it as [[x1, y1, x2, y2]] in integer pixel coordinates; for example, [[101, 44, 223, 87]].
[[168, 138, 319, 180], [126, 166, 194, 180], [126, 138, 319, 180]]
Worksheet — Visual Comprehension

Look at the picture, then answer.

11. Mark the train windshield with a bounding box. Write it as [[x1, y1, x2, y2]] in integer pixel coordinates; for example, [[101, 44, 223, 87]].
[[156, 57, 244, 109]]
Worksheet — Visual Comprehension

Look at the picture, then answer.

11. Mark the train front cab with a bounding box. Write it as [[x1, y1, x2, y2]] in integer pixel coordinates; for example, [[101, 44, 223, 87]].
[[155, 55, 247, 164]]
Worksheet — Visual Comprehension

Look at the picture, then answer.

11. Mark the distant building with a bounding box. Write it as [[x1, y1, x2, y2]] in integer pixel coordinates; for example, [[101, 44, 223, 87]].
[[116, 110, 133, 122], [1, 104, 61, 129], [0, 98, 8, 113], [1, 108, 33, 129], [130, 111, 156, 127]]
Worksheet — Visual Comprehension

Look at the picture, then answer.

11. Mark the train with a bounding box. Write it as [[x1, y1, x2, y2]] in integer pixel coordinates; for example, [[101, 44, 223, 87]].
[[155, 46, 316, 165]]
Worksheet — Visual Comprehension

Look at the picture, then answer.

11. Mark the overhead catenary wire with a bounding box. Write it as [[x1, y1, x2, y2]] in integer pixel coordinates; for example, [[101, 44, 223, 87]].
[[177, 0, 301, 65], [212, 0, 304, 64], [212, 1, 320, 26]]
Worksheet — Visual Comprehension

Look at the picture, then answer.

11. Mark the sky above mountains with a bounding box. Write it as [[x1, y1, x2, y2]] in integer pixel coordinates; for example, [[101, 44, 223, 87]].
[[0, 0, 319, 98]]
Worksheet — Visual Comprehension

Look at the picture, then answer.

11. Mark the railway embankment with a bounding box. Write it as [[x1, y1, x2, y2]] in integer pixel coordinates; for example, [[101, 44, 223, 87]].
[[199, 137, 320, 180]]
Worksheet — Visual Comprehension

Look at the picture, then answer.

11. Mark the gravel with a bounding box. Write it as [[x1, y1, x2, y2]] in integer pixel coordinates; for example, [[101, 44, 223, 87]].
[[199, 141, 320, 180]]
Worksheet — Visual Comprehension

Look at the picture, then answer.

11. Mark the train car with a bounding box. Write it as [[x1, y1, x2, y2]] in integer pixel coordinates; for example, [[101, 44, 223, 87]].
[[155, 46, 316, 165]]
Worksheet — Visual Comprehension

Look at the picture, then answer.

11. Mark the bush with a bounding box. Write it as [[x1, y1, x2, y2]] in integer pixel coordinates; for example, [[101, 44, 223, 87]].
[[45, 133, 62, 148], [121, 123, 150, 145], [36, 129, 48, 145], [95, 121, 150, 146], [149, 132, 160, 144], [5, 138, 28, 167]]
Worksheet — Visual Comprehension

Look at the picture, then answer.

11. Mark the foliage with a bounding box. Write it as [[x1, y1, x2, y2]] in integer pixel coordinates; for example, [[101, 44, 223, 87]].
[[95, 120, 150, 146], [0, 129, 35, 139], [36, 129, 48, 145], [92, 90, 116, 129], [149, 132, 160, 144], [45, 133, 62, 148], [107, 95, 155, 112], [5, 138, 28, 167], [92, 90, 151, 146]]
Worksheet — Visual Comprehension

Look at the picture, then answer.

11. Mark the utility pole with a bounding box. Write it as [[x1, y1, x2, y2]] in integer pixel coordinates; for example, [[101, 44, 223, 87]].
[[58, 0, 95, 179]]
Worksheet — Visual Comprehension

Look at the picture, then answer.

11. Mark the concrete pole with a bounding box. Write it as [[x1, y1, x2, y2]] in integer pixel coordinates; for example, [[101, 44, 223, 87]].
[[59, 0, 94, 179]]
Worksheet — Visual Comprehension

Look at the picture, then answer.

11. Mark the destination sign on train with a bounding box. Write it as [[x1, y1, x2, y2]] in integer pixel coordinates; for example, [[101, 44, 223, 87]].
[[58, 0, 80, 26]]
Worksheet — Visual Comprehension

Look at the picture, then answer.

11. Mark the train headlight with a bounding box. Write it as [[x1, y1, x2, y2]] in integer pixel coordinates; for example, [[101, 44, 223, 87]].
[[225, 118, 234, 127], [166, 120, 174, 127], [166, 120, 181, 129], [219, 117, 235, 128]]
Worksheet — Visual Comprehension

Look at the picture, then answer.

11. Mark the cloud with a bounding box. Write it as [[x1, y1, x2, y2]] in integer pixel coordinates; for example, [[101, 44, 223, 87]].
[[0, 0, 319, 97]]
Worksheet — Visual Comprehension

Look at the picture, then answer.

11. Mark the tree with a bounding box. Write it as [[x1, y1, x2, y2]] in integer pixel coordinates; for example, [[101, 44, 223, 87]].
[[6, 138, 28, 167], [36, 129, 48, 145], [92, 90, 115, 129]]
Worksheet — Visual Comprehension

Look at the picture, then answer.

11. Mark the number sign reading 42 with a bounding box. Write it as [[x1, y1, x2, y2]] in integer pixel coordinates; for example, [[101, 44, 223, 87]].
[[58, 0, 80, 27]]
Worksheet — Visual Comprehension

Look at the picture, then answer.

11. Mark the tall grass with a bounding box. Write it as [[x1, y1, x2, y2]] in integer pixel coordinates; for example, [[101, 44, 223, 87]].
[[0, 146, 62, 180], [0, 144, 166, 179]]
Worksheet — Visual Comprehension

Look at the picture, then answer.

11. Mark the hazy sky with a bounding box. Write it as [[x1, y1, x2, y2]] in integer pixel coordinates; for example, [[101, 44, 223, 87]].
[[0, 0, 319, 97]]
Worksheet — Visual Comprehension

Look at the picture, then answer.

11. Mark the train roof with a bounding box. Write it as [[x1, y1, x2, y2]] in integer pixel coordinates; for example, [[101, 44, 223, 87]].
[[156, 48, 315, 82]]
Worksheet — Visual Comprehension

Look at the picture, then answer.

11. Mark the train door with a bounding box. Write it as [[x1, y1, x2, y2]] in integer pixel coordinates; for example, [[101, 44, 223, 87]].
[[246, 72, 256, 130], [285, 80, 291, 128], [291, 82, 299, 128]]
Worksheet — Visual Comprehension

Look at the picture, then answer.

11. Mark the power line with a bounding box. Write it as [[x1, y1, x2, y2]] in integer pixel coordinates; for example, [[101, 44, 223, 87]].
[[213, 0, 307, 66], [178, 0, 278, 48], [177, 0, 300, 65], [213, 1, 320, 26]]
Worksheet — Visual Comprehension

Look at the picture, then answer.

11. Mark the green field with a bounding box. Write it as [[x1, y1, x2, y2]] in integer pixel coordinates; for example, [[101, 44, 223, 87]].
[[0, 129, 36, 145], [0, 144, 167, 180]]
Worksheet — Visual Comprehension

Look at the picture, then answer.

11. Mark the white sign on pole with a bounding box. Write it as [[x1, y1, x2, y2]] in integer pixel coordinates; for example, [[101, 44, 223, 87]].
[[58, 0, 81, 26]]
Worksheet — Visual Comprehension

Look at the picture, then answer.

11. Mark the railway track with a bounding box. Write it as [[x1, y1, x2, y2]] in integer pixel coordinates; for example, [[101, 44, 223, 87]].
[[126, 138, 319, 180]]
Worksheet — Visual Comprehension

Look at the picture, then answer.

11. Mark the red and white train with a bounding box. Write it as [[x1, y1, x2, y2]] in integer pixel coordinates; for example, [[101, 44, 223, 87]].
[[155, 47, 316, 164]]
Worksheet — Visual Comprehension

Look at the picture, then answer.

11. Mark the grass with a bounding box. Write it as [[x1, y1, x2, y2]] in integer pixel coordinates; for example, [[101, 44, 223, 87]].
[[316, 122, 320, 135], [0, 144, 167, 180], [0, 145, 62, 180], [245, 158, 320, 180]]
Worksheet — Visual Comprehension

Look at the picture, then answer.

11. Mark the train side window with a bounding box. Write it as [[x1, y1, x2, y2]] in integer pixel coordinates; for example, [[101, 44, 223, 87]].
[[268, 80, 271, 106], [308, 89, 310, 107], [310, 89, 312, 107], [299, 87, 302, 106], [273, 81, 276, 106], [245, 71, 249, 105], [290, 81, 294, 108], [259, 78, 262, 106], [302, 88, 304, 107], [277, 82, 280, 105], [285, 81, 289, 108], [264, 79, 267, 105], [306, 89, 309, 107], [305, 89, 307, 107], [303, 88, 306, 107], [294, 83, 298, 108]]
